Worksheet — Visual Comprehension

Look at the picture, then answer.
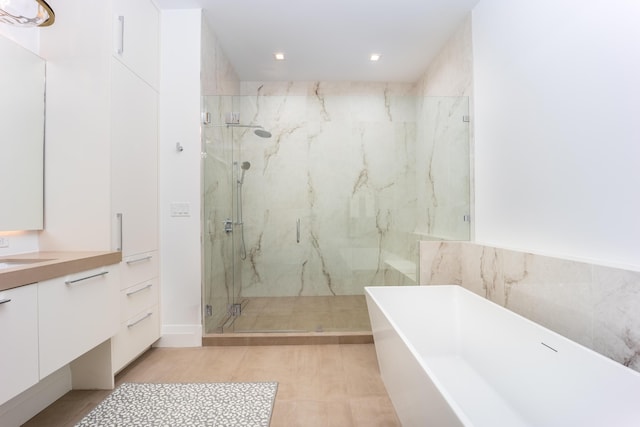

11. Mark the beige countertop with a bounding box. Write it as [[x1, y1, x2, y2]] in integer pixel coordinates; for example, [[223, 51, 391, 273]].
[[0, 251, 122, 291]]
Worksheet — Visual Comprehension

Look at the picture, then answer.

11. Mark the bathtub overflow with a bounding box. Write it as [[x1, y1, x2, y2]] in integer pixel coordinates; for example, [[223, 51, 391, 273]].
[[541, 342, 558, 353]]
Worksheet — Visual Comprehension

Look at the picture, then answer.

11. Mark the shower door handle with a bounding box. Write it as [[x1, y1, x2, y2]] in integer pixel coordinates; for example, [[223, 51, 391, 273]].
[[296, 219, 300, 243]]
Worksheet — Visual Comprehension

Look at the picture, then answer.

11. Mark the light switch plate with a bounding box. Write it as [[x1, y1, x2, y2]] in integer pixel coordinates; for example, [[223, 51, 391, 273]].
[[0, 237, 9, 248], [170, 202, 190, 217]]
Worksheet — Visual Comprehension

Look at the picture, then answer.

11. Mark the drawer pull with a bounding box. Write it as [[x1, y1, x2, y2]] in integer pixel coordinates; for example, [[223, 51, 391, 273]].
[[126, 255, 153, 265], [0, 298, 11, 305], [126, 283, 153, 296], [127, 312, 152, 328], [65, 271, 109, 285]]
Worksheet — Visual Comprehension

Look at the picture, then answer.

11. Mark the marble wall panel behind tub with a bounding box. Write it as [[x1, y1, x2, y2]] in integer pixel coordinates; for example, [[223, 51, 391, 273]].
[[592, 265, 640, 371], [459, 242, 505, 306], [418, 241, 463, 285], [419, 241, 640, 372], [501, 249, 594, 348]]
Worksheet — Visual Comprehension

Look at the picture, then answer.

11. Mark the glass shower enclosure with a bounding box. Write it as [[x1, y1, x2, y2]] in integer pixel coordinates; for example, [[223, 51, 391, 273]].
[[202, 94, 470, 334]]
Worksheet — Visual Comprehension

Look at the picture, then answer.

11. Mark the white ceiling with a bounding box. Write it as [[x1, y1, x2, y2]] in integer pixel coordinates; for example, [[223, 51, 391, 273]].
[[154, 0, 480, 82]]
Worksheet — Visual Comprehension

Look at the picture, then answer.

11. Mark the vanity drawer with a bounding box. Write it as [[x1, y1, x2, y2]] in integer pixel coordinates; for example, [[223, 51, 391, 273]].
[[111, 304, 160, 374], [38, 265, 119, 379], [120, 250, 158, 289], [120, 278, 158, 322], [0, 285, 39, 405]]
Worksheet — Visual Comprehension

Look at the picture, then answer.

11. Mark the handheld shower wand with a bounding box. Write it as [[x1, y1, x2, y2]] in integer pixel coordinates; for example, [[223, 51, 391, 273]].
[[238, 161, 251, 184]]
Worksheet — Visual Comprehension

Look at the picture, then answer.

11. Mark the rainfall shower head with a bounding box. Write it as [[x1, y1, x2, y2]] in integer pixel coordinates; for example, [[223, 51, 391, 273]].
[[253, 128, 272, 138]]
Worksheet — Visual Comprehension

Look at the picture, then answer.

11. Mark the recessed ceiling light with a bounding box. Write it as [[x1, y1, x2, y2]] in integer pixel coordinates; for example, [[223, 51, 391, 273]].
[[274, 52, 285, 61], [370, 53, 381, 62]]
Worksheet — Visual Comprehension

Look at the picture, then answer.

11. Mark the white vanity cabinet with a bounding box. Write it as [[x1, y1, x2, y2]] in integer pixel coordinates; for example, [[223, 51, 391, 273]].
[[38, 265, 120, 379], [111, 252, 160, 373], [0, 285, 39, 405], [112, 0, 159, 89]]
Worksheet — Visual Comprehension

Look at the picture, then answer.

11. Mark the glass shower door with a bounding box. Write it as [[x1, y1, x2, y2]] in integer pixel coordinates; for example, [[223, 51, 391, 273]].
[[202, 96, 238, 333]]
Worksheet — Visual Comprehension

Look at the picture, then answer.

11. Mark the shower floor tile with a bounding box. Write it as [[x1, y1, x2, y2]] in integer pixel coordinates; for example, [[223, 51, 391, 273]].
[[229, 295, 371, 333]]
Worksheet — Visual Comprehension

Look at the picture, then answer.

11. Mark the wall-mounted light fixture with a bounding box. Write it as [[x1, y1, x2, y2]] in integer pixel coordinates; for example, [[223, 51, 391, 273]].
[[0, 0, 55, 27]]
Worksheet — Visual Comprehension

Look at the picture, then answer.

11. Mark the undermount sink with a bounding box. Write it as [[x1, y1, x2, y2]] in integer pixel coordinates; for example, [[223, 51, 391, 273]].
[[0, 258, 55, 269]]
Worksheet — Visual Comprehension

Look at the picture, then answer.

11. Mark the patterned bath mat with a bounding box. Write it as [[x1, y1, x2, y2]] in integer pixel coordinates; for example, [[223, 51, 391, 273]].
[[75, 382, 278, 427]]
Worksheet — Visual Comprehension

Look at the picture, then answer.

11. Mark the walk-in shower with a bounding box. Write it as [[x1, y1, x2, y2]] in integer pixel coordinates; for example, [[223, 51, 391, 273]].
[[201, 93, 470, 335]]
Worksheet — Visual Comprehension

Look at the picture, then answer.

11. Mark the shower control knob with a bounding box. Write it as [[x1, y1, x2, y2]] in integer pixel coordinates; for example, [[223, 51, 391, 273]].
[[223, 218, 233, 233]]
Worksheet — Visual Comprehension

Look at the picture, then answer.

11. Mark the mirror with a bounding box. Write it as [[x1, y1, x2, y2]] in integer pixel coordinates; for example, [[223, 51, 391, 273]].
[[0, 34, 45, 230]]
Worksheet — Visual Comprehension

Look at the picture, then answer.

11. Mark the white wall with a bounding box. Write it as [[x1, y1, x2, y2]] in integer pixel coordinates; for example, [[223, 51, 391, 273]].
[[157, 10, 203, 346], [473, 0, 640, 270], [0, 25, 38, 52]]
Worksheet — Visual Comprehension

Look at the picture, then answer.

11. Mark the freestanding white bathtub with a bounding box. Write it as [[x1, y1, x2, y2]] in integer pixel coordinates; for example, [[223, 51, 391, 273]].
[[366, 285, 640, 427]]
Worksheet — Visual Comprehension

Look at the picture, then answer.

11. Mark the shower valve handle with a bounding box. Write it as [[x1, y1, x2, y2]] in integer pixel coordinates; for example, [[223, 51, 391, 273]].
[[223, 218, 233, 233]]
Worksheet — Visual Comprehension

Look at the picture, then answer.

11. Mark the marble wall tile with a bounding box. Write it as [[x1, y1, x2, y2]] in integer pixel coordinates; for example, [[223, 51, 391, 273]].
[[501, 249, 594, 348], [239, 81, 416, 98], [415, 15, 475, 241], [415, 96, 470, 240], [222, 85, 420, 298], [592, 266, 640, 370], [415, 16, 473, 98], [419, 241, 640, 372], [201, 19, 240, 96], [418, 241, 463, 285], [459, 242, 505, 306]]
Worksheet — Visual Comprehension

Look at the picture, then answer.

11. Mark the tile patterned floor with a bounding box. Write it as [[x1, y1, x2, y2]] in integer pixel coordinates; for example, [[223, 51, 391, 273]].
[[23, 344, 401, 427]]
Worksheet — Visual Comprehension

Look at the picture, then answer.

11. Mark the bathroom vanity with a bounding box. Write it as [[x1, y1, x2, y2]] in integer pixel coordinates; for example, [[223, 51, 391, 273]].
[[0, 251, 120, 406]]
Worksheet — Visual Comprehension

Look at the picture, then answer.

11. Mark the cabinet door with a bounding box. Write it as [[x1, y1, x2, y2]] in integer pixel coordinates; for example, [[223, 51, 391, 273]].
[[0, 285, 39, 405], [38, 266, 119, 379], [112, 0, 159, 89], [111, 59, 159, 258]]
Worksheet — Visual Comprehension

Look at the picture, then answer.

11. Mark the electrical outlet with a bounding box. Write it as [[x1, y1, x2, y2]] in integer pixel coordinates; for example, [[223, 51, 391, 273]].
[[0, 237, 9, 248]]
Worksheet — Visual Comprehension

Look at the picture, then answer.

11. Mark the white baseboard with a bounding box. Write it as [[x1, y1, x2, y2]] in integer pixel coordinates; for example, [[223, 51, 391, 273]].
[[155, 324, 202, 347], [0, 366, 72, 427]]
